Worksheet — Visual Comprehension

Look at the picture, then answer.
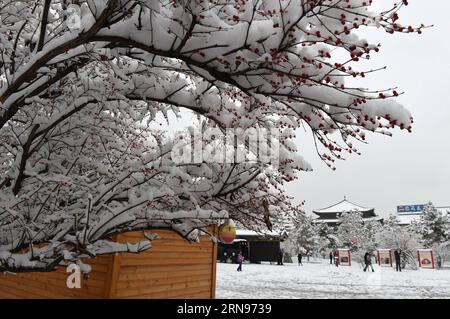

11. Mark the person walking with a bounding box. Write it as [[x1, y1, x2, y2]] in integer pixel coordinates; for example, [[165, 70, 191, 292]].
[[363, 252, 374, 272], [277, 249, 284, 265], [333, 250, 339, 267], [236, 251, 244, 272], [394, 249, 402, 272], [297, 252, 303, 266], [329, 251, 333, 264]]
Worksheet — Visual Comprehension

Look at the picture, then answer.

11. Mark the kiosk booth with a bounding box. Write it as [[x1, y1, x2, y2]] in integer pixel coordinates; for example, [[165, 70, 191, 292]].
[[418, 249, 435, 269], [377, 249, 393, 267]]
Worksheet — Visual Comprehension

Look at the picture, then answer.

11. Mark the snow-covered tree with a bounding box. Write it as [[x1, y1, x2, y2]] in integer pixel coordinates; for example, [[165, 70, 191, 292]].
[[336, 210, 364, 250], [411, 202, 450, 248], [285, 214, 319, 256], [314, 222, 338, 253], [336, 210, 380, 263], [0, 0, 425, 272], [376, 215, 419, 269], [363, 218, 382, 250], [433, 241, 450, 269]]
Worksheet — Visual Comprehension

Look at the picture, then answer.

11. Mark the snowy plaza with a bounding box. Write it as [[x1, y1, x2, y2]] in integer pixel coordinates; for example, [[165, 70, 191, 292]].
[[216, 260, 450, 299]]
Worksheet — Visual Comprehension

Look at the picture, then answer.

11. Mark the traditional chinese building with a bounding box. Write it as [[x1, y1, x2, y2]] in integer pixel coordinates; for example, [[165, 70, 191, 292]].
[[312, 197, 382, 227]]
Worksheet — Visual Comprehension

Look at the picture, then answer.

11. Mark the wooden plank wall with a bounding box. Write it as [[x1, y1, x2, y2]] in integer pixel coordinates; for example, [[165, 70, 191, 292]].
[[0, 255, 112, 298], [0, 226, 218, 299], [111, 226, 217, 299]]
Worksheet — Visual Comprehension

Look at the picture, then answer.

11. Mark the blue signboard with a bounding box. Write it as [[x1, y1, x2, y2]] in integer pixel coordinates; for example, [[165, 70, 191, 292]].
[[397, 204, 425, 214]]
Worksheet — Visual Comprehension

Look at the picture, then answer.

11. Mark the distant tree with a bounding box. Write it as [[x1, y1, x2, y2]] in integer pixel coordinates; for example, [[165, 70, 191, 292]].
[[315, 222, 338, 253], [361, 219, 382, 251], [411, 202, 450, 248], [433, 242, 450, 269], [336, 210, 380, 263], [316, 222, 331, 238], [285, 214, 320, 257], [376, 215, 419, 269], [336, 210, 364, 251]]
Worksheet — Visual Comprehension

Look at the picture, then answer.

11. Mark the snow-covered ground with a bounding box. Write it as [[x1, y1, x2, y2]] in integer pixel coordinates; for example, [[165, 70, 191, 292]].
[[216, 259, 450, 299]]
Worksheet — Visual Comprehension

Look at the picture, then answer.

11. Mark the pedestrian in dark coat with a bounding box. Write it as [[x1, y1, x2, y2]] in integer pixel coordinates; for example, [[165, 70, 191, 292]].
[[297, 252, 303, 266], [363, 252, 374, 272], [329, 251, 333, 264], [236, 252, 244, 271], [277, 249, 284, 265], [394, 249, 402, 272], [333, 250, 339, 267]]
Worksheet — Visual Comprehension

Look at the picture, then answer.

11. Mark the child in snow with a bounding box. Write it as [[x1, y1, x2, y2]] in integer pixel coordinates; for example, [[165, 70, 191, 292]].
[[236, 251, 244, 271]]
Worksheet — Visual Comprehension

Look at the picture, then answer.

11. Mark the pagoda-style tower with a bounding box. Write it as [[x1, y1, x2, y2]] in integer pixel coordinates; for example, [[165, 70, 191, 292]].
[[312, 197, 380, 227]]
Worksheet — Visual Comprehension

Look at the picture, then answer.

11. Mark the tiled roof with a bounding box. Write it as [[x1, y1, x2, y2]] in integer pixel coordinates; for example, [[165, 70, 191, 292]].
[[313, 198, 373, 214]]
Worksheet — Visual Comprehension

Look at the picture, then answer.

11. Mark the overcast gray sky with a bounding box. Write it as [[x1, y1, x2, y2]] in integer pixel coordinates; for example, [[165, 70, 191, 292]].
[[285, 1, 450, 217]]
